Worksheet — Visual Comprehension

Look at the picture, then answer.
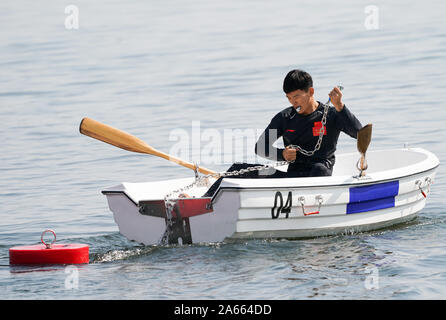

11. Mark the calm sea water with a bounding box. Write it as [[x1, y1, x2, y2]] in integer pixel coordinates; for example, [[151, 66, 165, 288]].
[[1, 0, 445, 300]]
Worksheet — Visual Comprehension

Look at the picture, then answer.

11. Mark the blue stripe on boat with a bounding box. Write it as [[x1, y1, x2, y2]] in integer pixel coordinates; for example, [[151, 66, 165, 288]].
[[347, 181, 399, 214]]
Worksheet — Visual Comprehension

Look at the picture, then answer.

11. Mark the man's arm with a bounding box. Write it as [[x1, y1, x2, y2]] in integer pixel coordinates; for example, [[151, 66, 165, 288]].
[[255, 114, 285, 161], [329, 86, 363, 138], [335, 105, 363, 138]]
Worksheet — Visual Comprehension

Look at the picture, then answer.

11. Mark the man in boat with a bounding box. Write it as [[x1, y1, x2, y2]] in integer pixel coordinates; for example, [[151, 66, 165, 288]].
[[253, 69, 363, 177]]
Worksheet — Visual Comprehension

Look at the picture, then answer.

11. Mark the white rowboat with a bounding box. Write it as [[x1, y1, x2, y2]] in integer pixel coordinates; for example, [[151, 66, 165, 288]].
[[101, 147, 439, 245]]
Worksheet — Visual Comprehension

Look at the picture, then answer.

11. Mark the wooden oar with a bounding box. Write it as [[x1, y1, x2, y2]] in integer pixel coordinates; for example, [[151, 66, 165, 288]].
[[357, 123, 373, 176], [79, 117, 217, 176]]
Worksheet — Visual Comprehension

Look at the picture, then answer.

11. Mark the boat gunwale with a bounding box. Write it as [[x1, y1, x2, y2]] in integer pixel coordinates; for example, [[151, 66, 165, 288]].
[[101, 164, 438, 207], [218, 164, 439, 191], [101, 147, 439, 205]]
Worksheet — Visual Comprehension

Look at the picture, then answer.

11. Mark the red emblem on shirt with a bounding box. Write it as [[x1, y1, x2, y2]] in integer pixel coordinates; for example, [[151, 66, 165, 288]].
[[286, 129, 295, 133], [312, 122, 327, 136]]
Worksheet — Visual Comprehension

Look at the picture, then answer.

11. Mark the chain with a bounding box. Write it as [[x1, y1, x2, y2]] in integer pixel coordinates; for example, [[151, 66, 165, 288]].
[[292, 84, 343, 157], [159, 85, 343, 245], [159, 177, 202, 245], [159, 160, 289, 245], [290, 101, 329, 157]]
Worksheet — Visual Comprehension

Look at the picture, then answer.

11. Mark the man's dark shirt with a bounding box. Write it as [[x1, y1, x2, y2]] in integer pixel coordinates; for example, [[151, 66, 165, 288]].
[[255, 101, 362, 173]]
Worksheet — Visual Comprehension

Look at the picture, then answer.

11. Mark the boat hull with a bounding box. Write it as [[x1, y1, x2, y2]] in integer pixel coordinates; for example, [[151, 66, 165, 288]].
[[101, 148, 439, 245]]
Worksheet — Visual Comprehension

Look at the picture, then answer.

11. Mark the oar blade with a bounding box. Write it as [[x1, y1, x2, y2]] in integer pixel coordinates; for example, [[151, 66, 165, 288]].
[[357, 123, 372, 154], [79, 117, 218, 176], [79, 117, 156, 154]]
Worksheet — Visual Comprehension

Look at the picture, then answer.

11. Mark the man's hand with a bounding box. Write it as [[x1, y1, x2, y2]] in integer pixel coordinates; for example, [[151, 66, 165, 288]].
[[329, 87, 344, 112], [283, 145, 297, 162]]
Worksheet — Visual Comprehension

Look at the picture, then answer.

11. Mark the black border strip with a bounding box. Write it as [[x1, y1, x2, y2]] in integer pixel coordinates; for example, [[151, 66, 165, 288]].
[[101, 190, 138, 206]]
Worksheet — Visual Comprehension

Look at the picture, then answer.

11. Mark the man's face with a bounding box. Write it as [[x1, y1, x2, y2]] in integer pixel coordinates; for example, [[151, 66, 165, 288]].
[[286, 89, 311, 109]]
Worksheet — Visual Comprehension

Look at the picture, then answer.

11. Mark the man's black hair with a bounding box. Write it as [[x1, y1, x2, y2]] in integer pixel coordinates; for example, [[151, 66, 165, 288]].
[[283, 69, 313, 93]]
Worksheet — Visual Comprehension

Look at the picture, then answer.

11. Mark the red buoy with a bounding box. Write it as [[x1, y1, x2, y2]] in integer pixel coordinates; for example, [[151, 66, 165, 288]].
[[9, 230, 89, 265]]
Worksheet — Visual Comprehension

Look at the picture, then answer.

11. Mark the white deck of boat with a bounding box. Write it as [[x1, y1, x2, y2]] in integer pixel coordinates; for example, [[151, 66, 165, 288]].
[[102, 148, 439, 203]]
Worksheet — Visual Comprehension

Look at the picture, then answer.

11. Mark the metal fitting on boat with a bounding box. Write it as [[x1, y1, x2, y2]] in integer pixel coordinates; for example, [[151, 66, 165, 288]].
[[356, 157, 368, 175], [415, 178, 432, 198], [193, 162, 199, 180], [298, 195, 323, 216]]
